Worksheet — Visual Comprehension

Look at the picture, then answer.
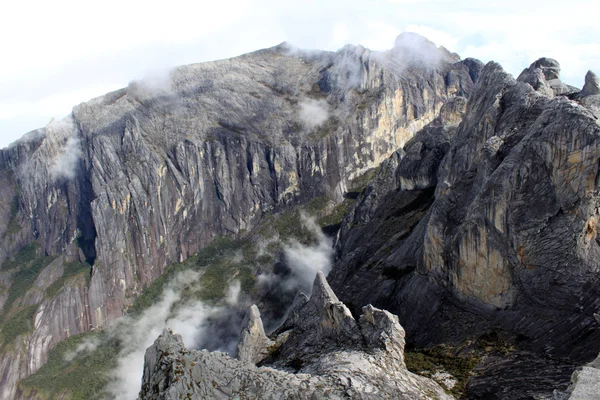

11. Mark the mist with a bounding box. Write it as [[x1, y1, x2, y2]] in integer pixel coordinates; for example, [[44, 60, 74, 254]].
[[50, 136, 82, 180], [378, 32, 451, 75], [298, 98, 330, 129], [98, 270, 251, 400], [281, 214, 333, 293], [42, 116, 83, 181], [255, 214, 334, 330], [61, 214, 334, 399]]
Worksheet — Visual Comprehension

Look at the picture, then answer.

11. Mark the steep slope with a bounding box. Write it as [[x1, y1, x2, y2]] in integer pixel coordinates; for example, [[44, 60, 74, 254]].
[[329, 58, 600, 398], [138, 272, 452, 399], [0, 34, 479, 398]]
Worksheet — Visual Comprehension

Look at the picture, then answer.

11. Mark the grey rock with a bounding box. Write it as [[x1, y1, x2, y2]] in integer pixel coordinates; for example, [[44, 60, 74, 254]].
[[579, 70, 600, 97], [138, 273, 452, 399], [235, 304, 273, 365], [517, 58, 577, 97], [568, 353, 600, 399]]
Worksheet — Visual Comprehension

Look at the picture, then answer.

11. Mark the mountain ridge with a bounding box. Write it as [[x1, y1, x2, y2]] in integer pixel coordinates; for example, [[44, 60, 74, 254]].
[[0, 33, 599, 399]]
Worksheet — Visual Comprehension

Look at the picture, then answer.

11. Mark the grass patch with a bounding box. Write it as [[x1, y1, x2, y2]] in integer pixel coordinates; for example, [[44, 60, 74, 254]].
[[0, 304, 38, 346], [45, 261, 91, 299], [318, 199, 354, 228], [348, 166, 380, 195], [3, 181, 22, 238], [5, 218, 22, 237], [316, 167, 381, 229], [0, 243, 55, 346], [1, 243, 55, 313], [302, 196, 330, 215], [405, 345, 480, 398], [253, 210, 319, 246], [20, 332, 120, 400], [128, 237, 252, 316]]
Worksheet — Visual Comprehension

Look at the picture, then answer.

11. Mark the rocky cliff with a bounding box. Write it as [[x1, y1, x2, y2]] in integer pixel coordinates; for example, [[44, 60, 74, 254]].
[[2, 31, 600, 400], [0, 34, 480, 398], [139, 272, 451, 399], [329, 57, 600, 398]]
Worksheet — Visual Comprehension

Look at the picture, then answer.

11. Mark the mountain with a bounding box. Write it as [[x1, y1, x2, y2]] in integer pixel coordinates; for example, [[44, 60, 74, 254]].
[[0, 33, 599, 399]]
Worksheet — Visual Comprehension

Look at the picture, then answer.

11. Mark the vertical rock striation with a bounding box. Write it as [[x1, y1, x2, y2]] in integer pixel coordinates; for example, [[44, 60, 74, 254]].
[[329, 58, 600, 397], [0, 34, 480, 397]]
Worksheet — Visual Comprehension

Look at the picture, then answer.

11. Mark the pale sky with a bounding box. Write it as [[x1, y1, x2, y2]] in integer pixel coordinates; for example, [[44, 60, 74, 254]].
[[1, 0, 599, 149]]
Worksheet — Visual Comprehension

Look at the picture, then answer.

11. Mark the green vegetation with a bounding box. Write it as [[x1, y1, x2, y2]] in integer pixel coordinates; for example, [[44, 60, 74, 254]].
[[318, 200, 353, 228], [1, 174, 22, 238], [347, 166, 380, 195], [5, 218, 22, 237], [128, 237, 254, 316], [45, 261, 91, 299], [0, 304, 38, 346], [10, 159, 386, 398], [0, 243, 56, 346], [20, 332, 119, 400], [1, 244, 55, 310], [313, 167, 381, 229], [405, 345, 480, 398], [302, 196, 330, 215]]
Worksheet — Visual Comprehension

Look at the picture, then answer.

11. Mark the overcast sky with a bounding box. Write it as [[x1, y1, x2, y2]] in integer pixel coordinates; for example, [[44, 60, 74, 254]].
[[1, 0, 599, 149]]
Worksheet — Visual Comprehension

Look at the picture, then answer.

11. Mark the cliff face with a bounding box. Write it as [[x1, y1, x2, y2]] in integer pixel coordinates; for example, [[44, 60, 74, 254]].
[[0, 35, 479, 398], [329, 58, 600, 398]]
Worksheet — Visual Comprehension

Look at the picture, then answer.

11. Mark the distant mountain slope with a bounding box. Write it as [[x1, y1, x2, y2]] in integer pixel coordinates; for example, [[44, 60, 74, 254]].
[[0, 34, 479, 398]]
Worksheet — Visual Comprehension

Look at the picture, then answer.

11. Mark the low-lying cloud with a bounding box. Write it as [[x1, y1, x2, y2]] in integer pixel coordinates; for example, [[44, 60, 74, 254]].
[[255, 214, 334, 330], [50, 136, 82, 181], [43, 116, 83, 181], [298, 98, 330, 129], [281, 214, 333, 293], [64, 215, 334, 399], [102, 270, 248, 400]]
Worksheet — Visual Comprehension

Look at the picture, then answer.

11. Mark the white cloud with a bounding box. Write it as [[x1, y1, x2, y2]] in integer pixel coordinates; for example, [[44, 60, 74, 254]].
[[404, 25, 460, 52], [298, 99, 330, 129], [105, 270, 246, 400]]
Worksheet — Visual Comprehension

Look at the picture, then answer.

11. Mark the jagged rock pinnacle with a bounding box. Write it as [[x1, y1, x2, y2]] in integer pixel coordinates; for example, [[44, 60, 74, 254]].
[[139, 274, 452, 399], [580, 70, 600, 96], [236, 305, 273, 365]]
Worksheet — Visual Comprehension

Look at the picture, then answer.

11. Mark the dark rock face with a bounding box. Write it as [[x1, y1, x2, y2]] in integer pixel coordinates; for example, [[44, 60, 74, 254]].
[[0, 37, 478, 397], [329, 59, 600, 398], [138, 272, 451, 399]]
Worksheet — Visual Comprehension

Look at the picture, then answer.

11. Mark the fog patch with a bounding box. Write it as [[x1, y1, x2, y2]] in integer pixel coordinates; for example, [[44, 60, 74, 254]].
[[257, 235, 280, 257], [257, 214, 333, 299], [63, 336, 100, 362], [8, 128, 46, 148], [298, 98, 329, 129], [99, 217, 333, 399], [50, 136, 82, 180], [46, 116, 82, 181], [105, 270, 247, 400], [375, 32, 451, 75], [282, 214, 333, 294], [127, 67, 174, 99]]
